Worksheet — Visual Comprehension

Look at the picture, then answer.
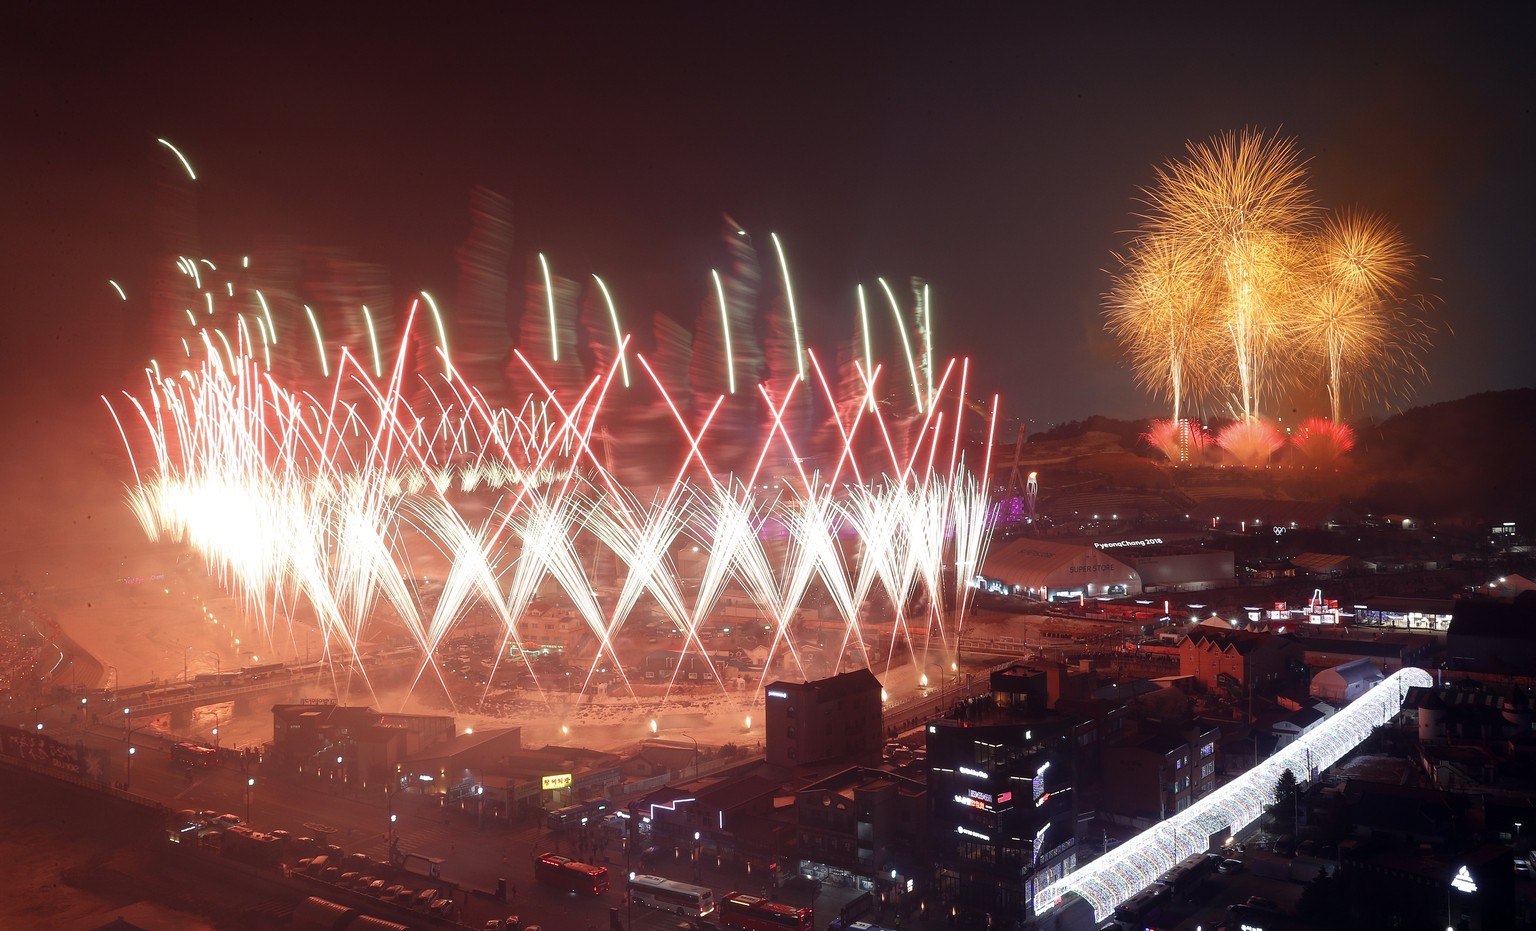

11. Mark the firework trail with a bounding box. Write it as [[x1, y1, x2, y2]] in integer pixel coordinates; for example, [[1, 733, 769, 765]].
[[1297, 209, 1430, 423], [1291, 416, 1355, 467], [107, 246, 996, 720], [1136, 129, 1316, 423]]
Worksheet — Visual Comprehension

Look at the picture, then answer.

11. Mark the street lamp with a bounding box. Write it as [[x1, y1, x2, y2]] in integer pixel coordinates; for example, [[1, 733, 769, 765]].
[[681, 732, 699, 779], [127, 746, 135, 789], [123, 707, 131, 736], [246, 777, 255, 824]]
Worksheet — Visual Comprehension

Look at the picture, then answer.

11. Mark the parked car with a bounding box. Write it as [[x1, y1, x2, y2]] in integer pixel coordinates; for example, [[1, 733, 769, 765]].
[[212, 813, 244, 829], [1246, 896, 1278, 911], [1218, 858, 1244, 874]]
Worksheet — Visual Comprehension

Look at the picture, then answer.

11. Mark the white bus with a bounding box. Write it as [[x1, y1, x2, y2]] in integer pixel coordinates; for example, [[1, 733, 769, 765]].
[[627, 874, 715, 917]]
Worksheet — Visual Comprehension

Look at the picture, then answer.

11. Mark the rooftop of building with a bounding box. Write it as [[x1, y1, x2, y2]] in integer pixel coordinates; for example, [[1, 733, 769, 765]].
[[799, 764, 926, 800], [1316, 658, 1387, 684], [1449, 599, 1536, 639], [1110, 731, 1188, 756], [928, 692, 1072, 733], [765, 667, 881, 701], [270, 703, 452, 730], [1183, 627, 1276, 654]]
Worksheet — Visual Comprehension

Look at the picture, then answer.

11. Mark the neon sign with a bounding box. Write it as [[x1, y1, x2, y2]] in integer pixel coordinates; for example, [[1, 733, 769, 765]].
[[954, 794, 989, 810], [767, 690, 789, 699], [1451, 865, 1477, 893], [958, 766, 988, 779], [957, 825, 991, 841]]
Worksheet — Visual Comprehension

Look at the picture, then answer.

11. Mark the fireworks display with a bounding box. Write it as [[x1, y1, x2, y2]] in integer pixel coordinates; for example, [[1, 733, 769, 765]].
[[1296, 209, 1430, 425], [1213, 418, 1286, 469], [1106, 129, 1434, 436], [1290, 416, 1356, 467], [106, 196, 998, 716]]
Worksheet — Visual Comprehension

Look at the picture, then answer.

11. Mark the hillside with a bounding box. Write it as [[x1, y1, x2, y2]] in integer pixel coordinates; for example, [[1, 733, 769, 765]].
[[1351, 388, 1536, 525]]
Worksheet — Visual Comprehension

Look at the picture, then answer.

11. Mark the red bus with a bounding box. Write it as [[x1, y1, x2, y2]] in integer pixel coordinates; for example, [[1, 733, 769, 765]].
[[170, 742, 220, 767], [532, 852, 609, 895], [720, 892, 812, 931]]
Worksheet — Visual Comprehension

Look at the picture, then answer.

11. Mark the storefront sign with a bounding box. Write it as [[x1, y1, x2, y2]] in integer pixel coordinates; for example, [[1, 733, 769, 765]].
[[541, 773, 573, 790], [1451, 865, 1477, 893]]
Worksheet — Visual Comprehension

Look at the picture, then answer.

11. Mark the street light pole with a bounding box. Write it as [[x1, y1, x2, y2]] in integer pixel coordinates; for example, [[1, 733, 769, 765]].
[[246, 777, 255, 824], [682, 732, 699, 779], [127, 746, 135, 789]]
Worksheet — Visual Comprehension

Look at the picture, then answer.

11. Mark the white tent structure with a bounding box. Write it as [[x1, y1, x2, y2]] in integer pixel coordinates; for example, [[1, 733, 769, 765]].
[[1311, 658, 1386, 703], [978, 537, 1142, 601]]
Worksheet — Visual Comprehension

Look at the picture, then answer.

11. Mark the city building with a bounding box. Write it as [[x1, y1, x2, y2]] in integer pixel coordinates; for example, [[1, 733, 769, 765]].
[[1311, 658, 1386, 703], [269, 703, 454, 788], [630, 773, 784, 874], [1289, 552, 1356, 579], [1289, 629, 1434, 674], [398, 731, 636, 822], [1352, 596, 1456, 631], [925, 664, 1083, 927], [1341, 838, 1514, 931], [1124, 544, 1235, 593], [1446, 598, 1536, 673], [794, 765, 928, 909], [1177, 628, 1304, 694], [1099, 720, 1218, 829], [764, 669, 883, 768], [1101, 733, 1191, 825], [977, 537, 1142, 601]]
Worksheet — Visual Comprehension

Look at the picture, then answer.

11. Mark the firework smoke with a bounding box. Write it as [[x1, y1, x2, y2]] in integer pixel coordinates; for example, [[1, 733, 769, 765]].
[[1214, 418, 1285, 467], [1291, 416, 1355, 467]]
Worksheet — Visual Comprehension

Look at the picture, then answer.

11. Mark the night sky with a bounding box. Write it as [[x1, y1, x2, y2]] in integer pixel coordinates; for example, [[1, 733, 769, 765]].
[[4, 4, 1530, 427]]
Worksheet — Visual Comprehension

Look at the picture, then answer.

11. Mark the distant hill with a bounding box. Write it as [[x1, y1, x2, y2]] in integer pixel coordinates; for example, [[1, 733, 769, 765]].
[[1026, 391, 1536, 527], [1351, 389, 1536, 526]]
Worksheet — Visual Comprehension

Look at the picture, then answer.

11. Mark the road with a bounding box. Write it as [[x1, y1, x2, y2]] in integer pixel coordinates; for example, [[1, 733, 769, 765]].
[[55, 718, 856, 929]]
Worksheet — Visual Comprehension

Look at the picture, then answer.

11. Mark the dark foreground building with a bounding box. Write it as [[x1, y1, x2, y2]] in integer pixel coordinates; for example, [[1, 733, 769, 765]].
[[926, 665, 1080, 927]]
